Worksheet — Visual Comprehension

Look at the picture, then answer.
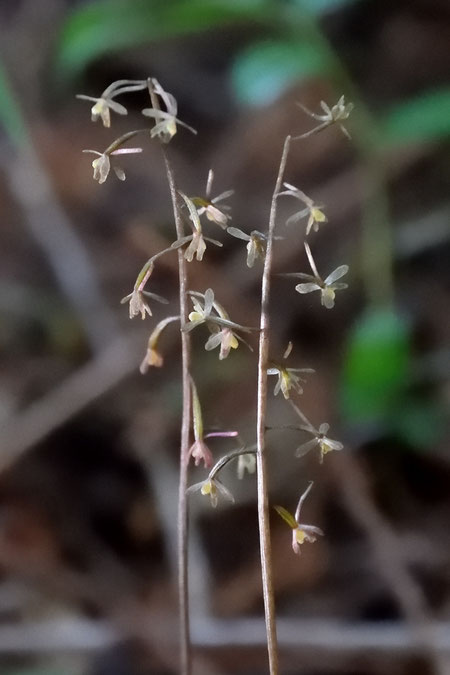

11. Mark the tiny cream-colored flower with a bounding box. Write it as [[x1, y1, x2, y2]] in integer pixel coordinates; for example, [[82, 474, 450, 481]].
[[267, 365, 314, 399], [174, 193, 223, 262], [77, 79, 147, 127], [227, 227, 267, 267], [186, 288, 215, 329], [284, 243, 348, 309], [83, 146, 142, 184], [185, 289, 254, 359], [275, 482, 324, 555], [121, 260, 168, 319], [298, 95, 354, 139], [140, 316, 179, 373], [295, 422, 344, 463], [191, 170, 234, 228], [205, 326, 239, 360], [237, 452, 256, 480], [187, 477, 234, 508], [278, 182, 327, 235], [142, 78, 197, 143]]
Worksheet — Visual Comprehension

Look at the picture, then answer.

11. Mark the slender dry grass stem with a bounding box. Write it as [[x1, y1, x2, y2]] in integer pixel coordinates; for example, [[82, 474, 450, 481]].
[[162, 148, 192, 675], [257, 134, 291, 675]]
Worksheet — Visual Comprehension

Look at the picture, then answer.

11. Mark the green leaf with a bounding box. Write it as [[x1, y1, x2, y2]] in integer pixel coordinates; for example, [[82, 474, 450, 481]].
[[340, 310, 411, 424], [231, 39, 330, 106], [0, 61, 27, 148], [53, 0, 272, 82], [274, 505, 298, 529], [291, 0, 363, 14], [392, 397, 446, 451], [380, 88, 450, 145]]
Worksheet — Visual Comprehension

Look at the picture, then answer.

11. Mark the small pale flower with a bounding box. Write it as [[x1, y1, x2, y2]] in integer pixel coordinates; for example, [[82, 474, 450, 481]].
[[237, 453, 256, 480], [267, 365, 314, 399], [274, 482, 324, 555], [298, 95, 354, 139], [191, 170, 234, 228], [227, 227, 267, 267], [186, 288, 215, 329], [140, 316, 179, 373], [189, 378, 238, 468], [284, 242, 348, 309], [185, 289, 254, 358], [142, 78, 197, 143], [278, 183, 327, 235], [120, 289, 168, 319], [175, 193, 223, 262], [121, 261, 168, 319], [187, 477, 234, 508], [295, 422, 344, 463], [83, 146, 143, 184], [77, 79, 147, 127], [205, 327, 239, 360]]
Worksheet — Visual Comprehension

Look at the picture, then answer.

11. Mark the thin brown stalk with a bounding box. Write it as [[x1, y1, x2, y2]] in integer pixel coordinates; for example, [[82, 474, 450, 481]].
[[256, 134, 291, 675], [162, 148, 192, 675]]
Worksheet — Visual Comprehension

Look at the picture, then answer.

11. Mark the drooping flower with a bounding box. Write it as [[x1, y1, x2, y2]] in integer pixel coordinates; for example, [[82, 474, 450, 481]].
[[121, 260, 168, 319], [298, 95, 354, 139], [267, 365, 314, 399], [142, 78, 197, 143], [278, 183, 327, 235], [83, 146, 143, 184], [227, 227, 268, 267], [173, 193, 223, 262], [191, 170, 234, 228], [187, 476, 235, 508], [140, 316, 179, 373], [185, 288, 215, 330], [237, 452, 256, 479], [188, 378, 238, 468], [283, 242, 348, 309], [274, 482, 324, 555], [295, 422, 344, 463], [77, 79, 147, 127]]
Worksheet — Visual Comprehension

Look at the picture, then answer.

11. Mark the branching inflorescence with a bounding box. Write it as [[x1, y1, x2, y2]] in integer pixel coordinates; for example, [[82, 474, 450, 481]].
[[78, 75, 353, 675]]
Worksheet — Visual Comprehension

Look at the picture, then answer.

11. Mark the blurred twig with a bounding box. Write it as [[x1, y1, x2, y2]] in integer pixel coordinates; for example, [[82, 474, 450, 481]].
[[0, 60, 119, 353], [0, 333, 142, 473], [330, 451, 448, 675]]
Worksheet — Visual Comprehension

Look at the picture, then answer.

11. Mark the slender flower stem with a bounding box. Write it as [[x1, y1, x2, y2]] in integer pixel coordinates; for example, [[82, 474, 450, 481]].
[[257, 134, 291, 675], [162, 148, 192, 675]]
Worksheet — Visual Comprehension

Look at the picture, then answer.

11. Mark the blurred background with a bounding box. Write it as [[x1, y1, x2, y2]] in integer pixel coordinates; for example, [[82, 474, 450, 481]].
[[0, 0, 449, 674]]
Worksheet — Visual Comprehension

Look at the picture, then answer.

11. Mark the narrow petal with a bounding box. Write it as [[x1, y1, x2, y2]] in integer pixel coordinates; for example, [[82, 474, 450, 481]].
[[318, 423, 330, 434], [107, 100, 128, 115], [324, 265, 349, 285], [204, 332, 223, 351], [215, 479, 235, 503], [227, 227, 250, 242], [295, 438, 319, 458], [295, 283, 320, 294], [204, 288, 215, 316]]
